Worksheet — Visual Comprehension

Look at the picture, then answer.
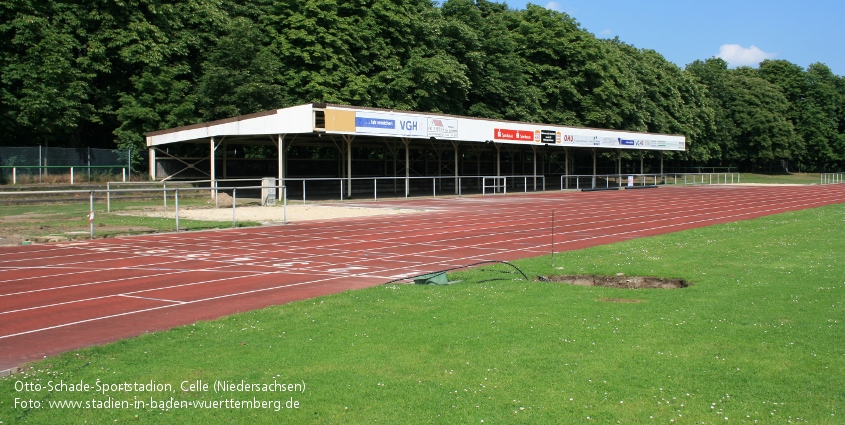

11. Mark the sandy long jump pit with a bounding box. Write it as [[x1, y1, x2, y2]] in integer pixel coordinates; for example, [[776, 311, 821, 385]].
[[129, 202, 427, 223]]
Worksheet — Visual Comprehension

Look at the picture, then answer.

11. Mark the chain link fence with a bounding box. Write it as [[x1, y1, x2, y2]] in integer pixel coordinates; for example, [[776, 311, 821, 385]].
[[0, 146, 131, 184]]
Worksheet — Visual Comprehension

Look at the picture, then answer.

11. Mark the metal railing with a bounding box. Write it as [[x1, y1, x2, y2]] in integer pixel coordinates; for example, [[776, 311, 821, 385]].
[[107, 175, 549, 204], [821, 173, 844, 184], [0, 185, 287, 240], [1, 165, 129, 184], [560, 173, 741, 190]]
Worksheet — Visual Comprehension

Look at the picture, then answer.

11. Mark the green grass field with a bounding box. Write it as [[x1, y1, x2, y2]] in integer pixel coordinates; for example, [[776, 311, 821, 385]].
[[1, 199, 844, 424], [736, 173, 824, 185], [0, 197, 260, 243]]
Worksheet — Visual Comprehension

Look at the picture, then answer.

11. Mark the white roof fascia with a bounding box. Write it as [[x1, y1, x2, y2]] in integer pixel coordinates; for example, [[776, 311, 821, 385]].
[[146, 104, 314, 147], [324, 105, 685, 151]]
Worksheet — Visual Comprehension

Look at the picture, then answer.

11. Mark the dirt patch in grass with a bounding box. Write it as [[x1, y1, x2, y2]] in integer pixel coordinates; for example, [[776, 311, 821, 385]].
[[540, 274, 689, 289]]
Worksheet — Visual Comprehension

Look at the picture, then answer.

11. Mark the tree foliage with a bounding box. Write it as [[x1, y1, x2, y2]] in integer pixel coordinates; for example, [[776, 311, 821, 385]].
[[1, 0, 843, 172]]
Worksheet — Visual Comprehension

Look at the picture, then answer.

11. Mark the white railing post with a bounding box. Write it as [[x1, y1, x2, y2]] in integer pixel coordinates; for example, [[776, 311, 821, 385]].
[[89, 191, 94, 240], [232, 187, 237, 228], [175, 189, 180, 232]]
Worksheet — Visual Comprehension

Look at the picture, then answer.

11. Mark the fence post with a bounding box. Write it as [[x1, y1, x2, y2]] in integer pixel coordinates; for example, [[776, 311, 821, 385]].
[[71, 167, 74, 185], [12, 167, 16, 185], [374, 178, 378, 201], [89, 191, 95, 240], [283, 186, 288, 224], [122, 168, 126, 182], [107, 182, 111, 212], [340, 179, 344, 201], [232, 187, 237, 228], [175, 189, 180, 232], [302, 179, 306, 204], [163, 181, 168, 211]]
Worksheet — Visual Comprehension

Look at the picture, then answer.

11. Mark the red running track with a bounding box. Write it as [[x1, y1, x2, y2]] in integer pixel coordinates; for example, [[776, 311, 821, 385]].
[[2, 184, 844, 370]]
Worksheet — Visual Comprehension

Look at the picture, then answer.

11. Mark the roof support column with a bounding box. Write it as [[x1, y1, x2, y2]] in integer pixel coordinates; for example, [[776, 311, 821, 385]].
[[210, 137, 216, 200], [148, 147, 156, 181], [222, 141, 228, 179], [277, 134, 286, 201], [640, 152, 644, 175], [617, 151, 622, 188], [344, 135, 354, 198], [406, 140, 410, 197], [495, 143, 502, 193], [532, 146, 538, 191], [660, 151, 664, 182], [564, 147, 570, 189], [452, 141, 460, 195]]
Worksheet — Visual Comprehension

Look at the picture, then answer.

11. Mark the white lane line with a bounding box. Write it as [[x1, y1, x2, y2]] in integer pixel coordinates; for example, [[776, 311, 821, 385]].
[[0, 274, 366, 339], [119, 295, 186, 304]]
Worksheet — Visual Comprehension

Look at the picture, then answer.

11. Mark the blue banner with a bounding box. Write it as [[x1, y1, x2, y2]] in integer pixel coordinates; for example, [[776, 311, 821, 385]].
[[356, 117, 395, 129]]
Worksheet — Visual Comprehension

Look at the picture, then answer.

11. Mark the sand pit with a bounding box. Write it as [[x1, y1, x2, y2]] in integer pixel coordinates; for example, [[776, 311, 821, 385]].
[[129, 203, 426, 223]]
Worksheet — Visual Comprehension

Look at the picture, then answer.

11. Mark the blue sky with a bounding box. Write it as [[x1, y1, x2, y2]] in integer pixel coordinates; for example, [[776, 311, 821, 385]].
[[499, 0, 845, 76]]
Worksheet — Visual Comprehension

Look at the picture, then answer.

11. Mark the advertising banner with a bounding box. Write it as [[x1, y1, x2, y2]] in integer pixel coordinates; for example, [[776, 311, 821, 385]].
[[428, 118, 459, 139], [355, 112, 427, 137], [537, 130, 557, 144], [494, 128, 535, 142]]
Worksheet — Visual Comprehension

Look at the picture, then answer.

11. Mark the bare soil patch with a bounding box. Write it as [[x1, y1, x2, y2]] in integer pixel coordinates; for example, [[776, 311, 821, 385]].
[[540, 274, 689, 289]]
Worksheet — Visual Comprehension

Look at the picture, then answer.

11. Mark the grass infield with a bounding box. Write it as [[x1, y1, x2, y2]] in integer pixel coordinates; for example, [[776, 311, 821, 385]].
[[1, 203, 843, 423]]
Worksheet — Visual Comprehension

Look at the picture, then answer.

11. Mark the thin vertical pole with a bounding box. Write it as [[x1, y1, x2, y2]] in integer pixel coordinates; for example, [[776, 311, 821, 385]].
[[232, 187, 237, 228], [89, 191, 95, 240], [175, 189, 180, 232], [210, 137, 216, 200], [283, 186, 288, 225], [552, 210, 555, 267], [346, 137, 353, 199]]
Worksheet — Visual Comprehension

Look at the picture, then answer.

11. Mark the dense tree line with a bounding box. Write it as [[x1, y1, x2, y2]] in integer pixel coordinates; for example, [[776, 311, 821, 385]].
[[2, 0, 843, 172]]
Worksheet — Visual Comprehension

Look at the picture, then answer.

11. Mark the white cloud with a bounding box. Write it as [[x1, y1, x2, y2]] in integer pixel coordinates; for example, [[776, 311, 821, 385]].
[[598, 29, 613, 38], [717, 44, 777, 67], [544, 1, 562, 12]]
